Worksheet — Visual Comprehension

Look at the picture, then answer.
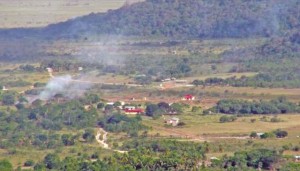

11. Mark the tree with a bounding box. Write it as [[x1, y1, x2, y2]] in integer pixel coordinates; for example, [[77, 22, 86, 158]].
[[44, 153, 60, 170], [145, 104, 159, 117], [61, 134, 75, 146], [1, 93, 15, 105], [113, 101, 122, 108], [191, 106, 201, 113], [192, 80, 204, 87], [34, 163, 47, 171], [250, 132, 258, 138], [97, 103, 105, 109], [32, 99, 43, 107], [24, 160, 35, 167], [157, 102, 169, 110], [15, 103, 25, 110], [86, 94, 100, 104], [82, 129, 95, 143], [219, 115, 237, 123], [274, 130, 288, 138], [104, 105, 114, 112], [60, 157, 80, 171]]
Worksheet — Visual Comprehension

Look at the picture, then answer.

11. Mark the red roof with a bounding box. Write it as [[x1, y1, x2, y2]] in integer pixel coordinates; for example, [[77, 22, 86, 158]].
[[124, 109, 144, 113], [184, 94, 194, 99]]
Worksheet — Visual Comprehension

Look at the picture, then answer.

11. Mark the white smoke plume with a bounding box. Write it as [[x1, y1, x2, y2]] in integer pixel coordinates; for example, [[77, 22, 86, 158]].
[[39, 74, 91, 101]]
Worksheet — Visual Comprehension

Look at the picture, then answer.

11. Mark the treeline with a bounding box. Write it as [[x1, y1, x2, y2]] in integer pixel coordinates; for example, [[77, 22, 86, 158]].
[[193, 72, 300, 88], [1, 139, 296, 170], [211, 97, 300, 115]]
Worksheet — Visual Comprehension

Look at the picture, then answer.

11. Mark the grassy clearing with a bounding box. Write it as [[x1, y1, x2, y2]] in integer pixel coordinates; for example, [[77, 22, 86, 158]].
[[142, 113, 300, 158], [143, 114, 300, 137]]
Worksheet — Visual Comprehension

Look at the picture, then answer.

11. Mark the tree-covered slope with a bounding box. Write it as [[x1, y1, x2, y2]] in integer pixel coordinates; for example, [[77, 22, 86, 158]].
[[1, 0, 300, 39]]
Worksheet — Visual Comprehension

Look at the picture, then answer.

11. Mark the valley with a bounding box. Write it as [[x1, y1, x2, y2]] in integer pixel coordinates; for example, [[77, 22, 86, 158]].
[[0, 0, 299, 170]]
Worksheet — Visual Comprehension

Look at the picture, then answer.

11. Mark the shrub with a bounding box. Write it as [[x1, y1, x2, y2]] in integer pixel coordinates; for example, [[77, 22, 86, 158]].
[[220, 115, 237, 123], [250, 132, 258, 138], [273, 129, 288, 138], [24, 160, 35, 167]]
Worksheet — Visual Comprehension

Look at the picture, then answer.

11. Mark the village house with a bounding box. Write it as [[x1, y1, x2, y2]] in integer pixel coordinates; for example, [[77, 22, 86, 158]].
[[124, 106, 136, 110], [161, 77, 176, 82], [124, 108, 144, 115], [84, 105, 92, 111], [46, 67, 53, 73], [166, 117, 180, 126], [175, 80, 187, 84], [2, 86, 8, 91], [165, 108, 178, 115], [250, 132, 265, 139], [182, 94, 195, 101], [106, 102, 114, 106]]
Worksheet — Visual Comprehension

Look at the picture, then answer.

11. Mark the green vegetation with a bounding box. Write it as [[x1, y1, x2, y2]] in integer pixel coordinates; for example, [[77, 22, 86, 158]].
[[212, 97, 300, 115], [98, 113, 147, 136]]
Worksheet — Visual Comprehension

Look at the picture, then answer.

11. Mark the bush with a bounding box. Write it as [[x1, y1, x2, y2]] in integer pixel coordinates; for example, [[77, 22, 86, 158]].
[[273, 129, 288, 138], [270, 116, 282, 123], [260, 132, 275, 139], [220, 115, 237, 123], [177, 122, 186, 127], [250, 132, 258, 138], [24, 160, 35, 167]]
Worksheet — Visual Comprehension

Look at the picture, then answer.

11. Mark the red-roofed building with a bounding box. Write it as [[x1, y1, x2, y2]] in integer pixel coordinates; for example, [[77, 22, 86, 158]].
[[182, 94, 195, 101], [124, 108, 144, 115]]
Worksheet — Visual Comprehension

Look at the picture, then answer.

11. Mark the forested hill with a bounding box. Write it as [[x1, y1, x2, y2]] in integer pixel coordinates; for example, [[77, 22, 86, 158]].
[[1, 0, 300, 39]]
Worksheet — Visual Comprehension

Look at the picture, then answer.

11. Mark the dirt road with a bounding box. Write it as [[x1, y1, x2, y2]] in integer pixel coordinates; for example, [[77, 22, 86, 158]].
[[95, 128, 127, 153]]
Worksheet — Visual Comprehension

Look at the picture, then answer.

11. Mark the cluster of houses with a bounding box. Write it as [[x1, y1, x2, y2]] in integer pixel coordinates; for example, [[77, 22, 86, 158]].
[[105, 101, 145, 115]]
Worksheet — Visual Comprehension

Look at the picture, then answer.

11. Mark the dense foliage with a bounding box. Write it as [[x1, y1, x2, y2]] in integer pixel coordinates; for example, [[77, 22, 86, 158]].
[[98, 113, 147, 136], [213, 97, 300, 115], [20, 139, 286, 171], [221, 149, 281, 170], [0, 97, 99, 150], [2, 0, 300, 39]]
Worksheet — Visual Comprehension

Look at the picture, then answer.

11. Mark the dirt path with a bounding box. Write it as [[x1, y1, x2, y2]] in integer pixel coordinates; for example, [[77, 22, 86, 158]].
[[95, 128, 127, 153]]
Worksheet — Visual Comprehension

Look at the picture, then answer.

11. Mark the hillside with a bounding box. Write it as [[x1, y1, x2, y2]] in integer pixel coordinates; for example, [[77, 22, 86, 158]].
[[2, 0, 299, 40]]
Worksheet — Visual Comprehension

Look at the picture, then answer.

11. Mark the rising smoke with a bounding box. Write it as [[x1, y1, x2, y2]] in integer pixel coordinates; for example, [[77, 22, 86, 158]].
[[39, 74, 91, 101]]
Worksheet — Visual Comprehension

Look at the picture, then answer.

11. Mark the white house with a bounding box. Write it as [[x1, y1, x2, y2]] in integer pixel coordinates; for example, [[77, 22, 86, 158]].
[[2, 86, 8, 91], [166, 117, 180, 126], [106, 102, 114, 106], [124, 106, 136, 110]]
